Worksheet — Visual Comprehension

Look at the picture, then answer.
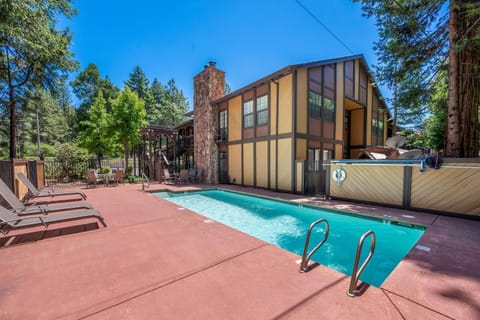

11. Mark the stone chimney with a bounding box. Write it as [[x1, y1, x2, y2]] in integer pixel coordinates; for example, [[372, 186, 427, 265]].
[[193, 61, 225, 183]]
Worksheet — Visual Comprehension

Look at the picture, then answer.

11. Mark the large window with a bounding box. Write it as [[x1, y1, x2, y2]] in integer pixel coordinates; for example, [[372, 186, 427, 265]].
[[243, 100, 254, 128], [308, 64, 336, 139], [219, 110, 228, 140], [256, 95, 268, 125]]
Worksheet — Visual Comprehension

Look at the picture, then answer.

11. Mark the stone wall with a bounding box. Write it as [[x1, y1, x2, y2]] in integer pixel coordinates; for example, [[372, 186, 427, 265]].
[[193, 61, 225, 183]]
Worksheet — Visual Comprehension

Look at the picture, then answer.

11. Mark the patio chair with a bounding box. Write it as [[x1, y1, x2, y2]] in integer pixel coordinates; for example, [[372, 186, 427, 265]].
[[86, 170, 104, 188], [0, 205, 106, 236], [193, 168, 203, 183], [17, 172, 87, 200], [176, 169, 189, 184], [161, 169, 175, 184], [188, 168, 197, 183], [112, 169, 124, 186], [0, 178, 92, 215]]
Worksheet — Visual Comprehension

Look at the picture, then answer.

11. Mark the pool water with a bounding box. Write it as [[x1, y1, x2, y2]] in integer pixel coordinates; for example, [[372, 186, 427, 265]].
[[155, 189, 425, 287]]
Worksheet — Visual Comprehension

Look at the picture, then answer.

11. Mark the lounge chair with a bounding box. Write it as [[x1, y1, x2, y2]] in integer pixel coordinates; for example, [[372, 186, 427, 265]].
[[0, 178, 92, 215], [17, 172, 87, 200], [0, 205, 106, 236]]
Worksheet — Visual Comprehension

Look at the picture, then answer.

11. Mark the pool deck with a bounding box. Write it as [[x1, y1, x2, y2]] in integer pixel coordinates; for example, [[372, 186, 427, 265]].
[[0, 182, 479, 319]]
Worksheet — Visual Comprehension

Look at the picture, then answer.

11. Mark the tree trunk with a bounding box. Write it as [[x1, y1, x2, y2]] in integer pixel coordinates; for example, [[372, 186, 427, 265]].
[[124, 141, 129, 174], [9, 85, 16, 159], [457, 1, 480, 157], [446, 0, 460, 157]]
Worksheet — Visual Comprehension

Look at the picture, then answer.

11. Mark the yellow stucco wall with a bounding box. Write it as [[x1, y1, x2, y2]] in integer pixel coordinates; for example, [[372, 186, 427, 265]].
[[255, 141, 268, 188], [243, 143, 254, 186], [296, 138, 307, 161], [366, 85, 373, 145], [296, 161, 304, 193], [296, 69, 308, 135], [228, 96, 242, 142], [228, 144, 242, 184], [277, 138, 292, 191], [351, 109, 364, 146], [269, 140, 276, 189], [278, 74, 293, 134]]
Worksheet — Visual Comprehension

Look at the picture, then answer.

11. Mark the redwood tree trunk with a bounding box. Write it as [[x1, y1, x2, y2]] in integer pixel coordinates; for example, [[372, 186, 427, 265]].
[[446, 0, 460, 157]]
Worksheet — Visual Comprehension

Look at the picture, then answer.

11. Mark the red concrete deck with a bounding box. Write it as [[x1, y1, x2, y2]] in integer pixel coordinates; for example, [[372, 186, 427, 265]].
[[0, 182, 479, 319]]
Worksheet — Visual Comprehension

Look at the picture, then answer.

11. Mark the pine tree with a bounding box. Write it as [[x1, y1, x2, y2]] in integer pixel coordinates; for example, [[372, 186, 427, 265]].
[[355, 0, 480, 157], [0, 0, 78, 158]]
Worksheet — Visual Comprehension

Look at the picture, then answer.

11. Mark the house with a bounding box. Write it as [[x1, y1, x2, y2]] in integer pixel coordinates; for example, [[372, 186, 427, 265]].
[[189, 55, 390, 194]]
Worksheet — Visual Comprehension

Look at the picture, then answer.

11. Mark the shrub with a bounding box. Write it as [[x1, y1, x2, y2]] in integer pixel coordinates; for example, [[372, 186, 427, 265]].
[[100, 166, 111, 174]]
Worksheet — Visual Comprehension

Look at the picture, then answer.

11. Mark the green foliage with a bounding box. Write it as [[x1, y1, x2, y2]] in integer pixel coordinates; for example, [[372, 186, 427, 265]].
[[100, 165, 111, 174], [354, 0, 448, 128], [150, 78, 189, 126], [79, 93, 116, 162], [70, 64, 120, 131], [111, 88, 146, 168], [54, 142, 88, 180], [0, 0, 78, 158], [355, 0, 480, 156]]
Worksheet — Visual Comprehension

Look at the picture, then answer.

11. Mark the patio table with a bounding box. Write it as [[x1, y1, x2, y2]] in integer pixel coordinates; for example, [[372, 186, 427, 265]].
[[97, 173, 114, 187]]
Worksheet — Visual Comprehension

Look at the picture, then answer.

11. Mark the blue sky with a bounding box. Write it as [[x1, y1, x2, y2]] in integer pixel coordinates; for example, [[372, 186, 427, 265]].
[[64, 0, 387, 109]]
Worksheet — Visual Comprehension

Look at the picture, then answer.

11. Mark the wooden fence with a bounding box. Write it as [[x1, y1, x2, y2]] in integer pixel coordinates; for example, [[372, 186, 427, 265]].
[[0, 159, 45, 200], [327, 158, 480, 218]]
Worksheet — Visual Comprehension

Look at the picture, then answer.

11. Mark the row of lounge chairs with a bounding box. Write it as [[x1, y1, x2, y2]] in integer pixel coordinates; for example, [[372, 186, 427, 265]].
[[0, 173, 106, 236]]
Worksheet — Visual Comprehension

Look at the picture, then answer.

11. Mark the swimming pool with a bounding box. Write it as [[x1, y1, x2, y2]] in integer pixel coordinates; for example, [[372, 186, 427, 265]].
[[154, 189, 425, 287]]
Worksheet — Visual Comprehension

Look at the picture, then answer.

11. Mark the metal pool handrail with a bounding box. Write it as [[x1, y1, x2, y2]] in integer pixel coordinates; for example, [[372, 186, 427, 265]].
[[142, 173, 150, 191], [347, 230, 376, 297], [299, 218, 329, 272]]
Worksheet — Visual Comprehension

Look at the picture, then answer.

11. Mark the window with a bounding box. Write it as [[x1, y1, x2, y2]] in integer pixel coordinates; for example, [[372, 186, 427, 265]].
[[256, 95, 268, 125], [309, 91, 322, 118], [219, 110, 227, 140], [344, 61, 354, 98], [243, 100, 254, 128], [323, 98, 335, 122], [359, 67, 368, 105]]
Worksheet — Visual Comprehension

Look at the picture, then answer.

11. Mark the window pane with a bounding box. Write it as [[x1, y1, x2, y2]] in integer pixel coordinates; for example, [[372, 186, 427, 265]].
[[323, 98, 335, 122], [243, 100, 253, 114], [256, 95, 268, 111], [219, 110, 227, 128], [257, 109, 268, 125], [244, 114, 254, 128], [324, 64, 335, 90], [309, 91, 321, 118]]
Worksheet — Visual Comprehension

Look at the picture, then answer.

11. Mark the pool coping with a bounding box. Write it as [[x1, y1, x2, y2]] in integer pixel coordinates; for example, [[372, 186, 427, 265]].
[[1, 182, 478, 319], [150, 187, 428, 230]]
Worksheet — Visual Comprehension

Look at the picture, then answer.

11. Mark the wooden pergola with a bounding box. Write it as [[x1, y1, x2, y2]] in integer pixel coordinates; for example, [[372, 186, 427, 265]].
[[139, 125, 178, 181]]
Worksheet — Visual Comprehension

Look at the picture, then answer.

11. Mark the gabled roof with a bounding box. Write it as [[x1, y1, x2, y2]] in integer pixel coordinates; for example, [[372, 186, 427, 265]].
[[212, 54, 390, 116]]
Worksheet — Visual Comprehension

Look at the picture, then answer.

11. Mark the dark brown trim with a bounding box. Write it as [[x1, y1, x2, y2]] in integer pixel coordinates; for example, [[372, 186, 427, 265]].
[[275, 79, 279, 191], [291, 70, 297, 193], [403, 166, 412, 209], [241, 144, 244, 185]]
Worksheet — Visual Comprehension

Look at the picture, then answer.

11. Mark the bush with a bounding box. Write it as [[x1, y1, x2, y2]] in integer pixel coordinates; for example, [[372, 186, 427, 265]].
[[125, 165, 133, 177], [100, 166, 111, 174]]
